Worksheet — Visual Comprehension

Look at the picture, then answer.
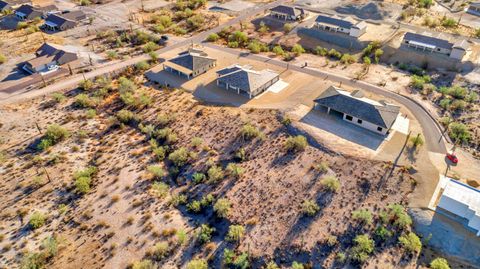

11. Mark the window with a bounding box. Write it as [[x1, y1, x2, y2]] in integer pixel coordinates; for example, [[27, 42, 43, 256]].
[[357, 119, 362, 124], [377, 127, 383, 132], [345, 115, 353, 121]]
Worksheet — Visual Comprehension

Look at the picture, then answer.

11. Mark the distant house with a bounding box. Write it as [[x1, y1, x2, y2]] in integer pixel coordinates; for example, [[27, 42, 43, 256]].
[[163, 49, 216, 79], [403, 32, 469, 60], [216, 64, 279, 98], [14, 4, 56, 20], [313, 86, 400, 135], [43, 10, 86, 31], [436, 177, 480, 236], [0, 0, 11, 11], [23, 43, 78, 74], [269, 5, 306, 21], [313, 14, 367, 38], [467, 2, 480, 16], [0, 0, 30, 11]]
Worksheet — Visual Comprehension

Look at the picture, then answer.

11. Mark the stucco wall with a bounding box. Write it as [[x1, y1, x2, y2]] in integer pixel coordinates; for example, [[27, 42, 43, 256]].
[[342, 113, 387, 135]]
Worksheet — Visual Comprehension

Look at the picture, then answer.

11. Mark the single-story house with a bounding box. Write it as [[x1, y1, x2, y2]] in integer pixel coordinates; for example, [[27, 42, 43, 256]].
[[313, 86, 400, 135], [0, 0, 30, 11], [313, 14, 367, 38], [216, 64, 279, 98], [14, 4, 56, 20], [269, 5, 306, 21], [402, 32, 469, 60], [43, 10, 86, 31], [23, 42, 78, 74], [163, 49, 216, 79], [467, 2, 480, 16], [436, 177, 480, 236], [0, 0, 11, 11]]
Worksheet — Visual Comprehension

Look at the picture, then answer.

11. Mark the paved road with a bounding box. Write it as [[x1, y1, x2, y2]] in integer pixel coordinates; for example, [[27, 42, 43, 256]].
[[203, 43, 447, 154], [0, 0, 287, 104]]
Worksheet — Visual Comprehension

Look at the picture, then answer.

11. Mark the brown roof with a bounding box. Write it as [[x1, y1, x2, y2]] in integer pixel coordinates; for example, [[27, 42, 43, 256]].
[[26, 54, 55, 68]]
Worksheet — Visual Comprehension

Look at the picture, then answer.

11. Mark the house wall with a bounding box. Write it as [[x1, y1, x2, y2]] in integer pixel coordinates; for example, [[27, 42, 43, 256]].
[[349, 27, 366, 38], [467, 5, 480, 16], [191, 61, 216, 78], [314, 23, 350, 34], [403, 39, 451, 55], [450, 48, 466, 60], [438, 195, 480, 236], [270, 11, 297, 20], [342, 113, 388, 135]]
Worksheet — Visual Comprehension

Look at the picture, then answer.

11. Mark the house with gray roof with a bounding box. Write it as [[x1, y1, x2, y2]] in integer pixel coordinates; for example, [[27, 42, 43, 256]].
[[0, 1, 11, 11], [269, 5, 306, 21], [23, 43, 78, 74], [314, 86, 400, 135], [467, 2, 480, 16], [403, 32, 469, 60], [0, 0, 30, 11], [163, 49, 216, 79], [43, 10, 86, 31], [14, 4, 56, 20], [216, 64, 279, 98], [313, 14, 367, 38]]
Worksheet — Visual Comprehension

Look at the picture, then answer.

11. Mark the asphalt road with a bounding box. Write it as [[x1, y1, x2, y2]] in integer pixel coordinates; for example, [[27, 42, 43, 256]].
[[203, 43, 448, 154]]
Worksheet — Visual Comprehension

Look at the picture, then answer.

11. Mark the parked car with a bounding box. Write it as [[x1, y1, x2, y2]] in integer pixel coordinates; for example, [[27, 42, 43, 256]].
[[446, 152, 458, 164], [158, 35, 169, 45]]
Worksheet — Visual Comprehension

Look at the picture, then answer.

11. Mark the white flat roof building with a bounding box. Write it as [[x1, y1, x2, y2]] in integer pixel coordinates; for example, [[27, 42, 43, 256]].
[[437, 177, 480, 236]]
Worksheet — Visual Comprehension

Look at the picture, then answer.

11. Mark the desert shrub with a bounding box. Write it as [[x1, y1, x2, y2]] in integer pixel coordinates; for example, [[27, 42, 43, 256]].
[[73, 166, 97, 194], [226, 225, 245, 242], [135, 61, 150, 71], [149, 242, 169, 261], [207, 165, 224, 183], [328, 48, 342, 59], [340, 53, 356, 64], [446, 86, 467, 99], [75, 93, 95, 108], [152, 145, 166, 161], [149, 51, 159, 63], [17, 21, 28, 29], [314, 46, 328, 56], [20, 252, 48, 269], [291, 44, 305, 56], [175, 229, 188, 245], [301, 200, 319, 216], [169, 194, 187, 207], [151, 181, 169, 199], [155, 128, 177, 144], [284, 135, 307, 152], [449, 99, 466, 111], [116, 109, 137, 124], [131, 259, 156, 269], [349, 234, 374, 263], [320, 176, 340, 192], [439, 98, 451, 110], [29, 212, 46, 229], [186, 258, 208, 269], [272, 45, 284, 56], [409, 134, 424, 149], [106, 50, 118, 60], [466, 91, 478, 103], [192, 172, 206, 184], [448, 122, 470, 144], [147, 165, 164, 179], [410, 75, 431, 89], [191, 137, 203, 148], [228, 41, 239, 48], [37, 124, 70, 151], [352, 209, 373, 225], [399, 232, 422, 253], [207, 33, 219, 42], [265, 261, 279, 269], [51, 92, 66, 103], [187, 200, 202, 212], [291, 261, 304, 269], [283, 23, 293, 33], [241, 123, 262, 140], [417, 0, 433, 8], [143, 41, 159, 53], [226, 163, 244, 178], [382, 203, 412, 229], [118, 77, 137, 94], [214, 198, 231, 218], [0, 53, 6, 64], [312, 161, 329, 173], [430, 258, 450, 269], [441, 17, 457, 28], [197, 224, 215, 244], [374, 225, 393, 241], [374, 49, 383, 63], [187, 14, 205, 29], [228, 31, 248, 46], [336, 252, 347, 263], [168, 147, 189, 166]]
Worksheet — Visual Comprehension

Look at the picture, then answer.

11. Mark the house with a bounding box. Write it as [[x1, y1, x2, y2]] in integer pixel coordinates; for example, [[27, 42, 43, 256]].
[[269, 5, 306, 21], [403, 32, 469, 60], [0, 0, 11, 11], [467, 2, 480, 16], [313, 86, 400, 135], [0, 0, 30, 11], [313, 14, 367, 38], [43, 10, 86, 31], [23, 43, 78, 74], [216, 64, 279, 98], [14, 4, 56, 20], [436, 177, 480, 236], [163, 49, 216, 79]]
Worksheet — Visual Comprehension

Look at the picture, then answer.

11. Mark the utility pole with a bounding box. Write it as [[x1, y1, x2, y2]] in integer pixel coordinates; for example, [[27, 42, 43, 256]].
[[43, 167, 51, 183], [41, 75, 47, 88], [35, 122, 42, 134], [67, 64, 73, 75]]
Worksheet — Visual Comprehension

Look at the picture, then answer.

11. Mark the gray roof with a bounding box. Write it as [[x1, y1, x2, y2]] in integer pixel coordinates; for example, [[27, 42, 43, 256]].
[[470, 2, 480, 8], [403, 32, 454, 50], [270, 5, 304, 17], [453, 39, 470, 51], [216, 65, 279, 93], [168, 50, 216, 73], [45, 10, 85, 26], [0, 1, 10, 10], [315, 15, 354, 29], [15, 4, 35, 14], [314, 86, 400, 129], [32, 42, 78, 65]]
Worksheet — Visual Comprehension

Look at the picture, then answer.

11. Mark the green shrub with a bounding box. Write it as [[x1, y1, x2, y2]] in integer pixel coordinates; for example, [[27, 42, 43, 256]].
[[168, 147, 189, 166], [20, 252, 48, 269], [197, 224, 214, 244], [37, 124, 70, 151], [207, 33, 219, 42], [29, 212, 46, 229], [383, 203, 412, 229], [169, 194, 187, 207], [147, 165, 164, 179], [349, 234, 374, 263], [241, 123, 262, 140], [73, 166, 97, 194], [272, 45, 284, 56], [228, 31, 248, 46], [441, 17, 457, 28], [291, 44, 305, 56], [430, 258, 450, 269], [131, 259, 156, 269], [51, 92, 66, 103], [352, 209, 373, 225], [226, 163, 244, 178], [187, 200, 202, 212], [226, 225, 245, 242], [410, 75, 431, 89], [192, 172, 206, 184], [328, 48, 342, 59], [291, 261, 304, 269], [312, 161, 329, 173], [340, 53, 356, 64], [320, 176, 340, 192], [207, 165, 224, 183], [135, 61, 150, 71], [314, 46, 328, 56], [149, 242, 169, 261], [151, 181, 169, 199], [398, 232, 422, 253], [214, 198, 231, 218], [283, 23, 293, 33], [374, 225, 393, 241], [448, 122, 470, 144], [0, 53, 6, 64], [284, 135, 307, 152], [265, 261, 279, 269], [17, 21, 28, 29], [301, 200, 319, 216], [116, 109, 137, 124], [409, 134, 424, 149], [186, 258, 208, 269], [143, 42, 159, 53], [118, 77, 137, 93]]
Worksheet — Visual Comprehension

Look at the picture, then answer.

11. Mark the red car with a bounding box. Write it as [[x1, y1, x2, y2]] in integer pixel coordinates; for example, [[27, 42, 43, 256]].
[[446, 153, 458, 164]]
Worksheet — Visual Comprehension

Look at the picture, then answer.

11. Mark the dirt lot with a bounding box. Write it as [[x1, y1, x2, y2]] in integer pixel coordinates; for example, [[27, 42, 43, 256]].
[[1, 68, 475, 268]]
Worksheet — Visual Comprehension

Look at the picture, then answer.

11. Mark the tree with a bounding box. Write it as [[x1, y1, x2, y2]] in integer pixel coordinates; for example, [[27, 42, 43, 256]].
[[301, 200, 319, 216], [213, 198, 231, 218], [398, 232, 422, 253], [284, 135, 308, 152], [409, 133, 424, 149], [291, 44, 305, 56], [430, 258, 450, 269], [226, 225, 245, 242], [207, 33, 219, 42], [448, 122, 470, 144]]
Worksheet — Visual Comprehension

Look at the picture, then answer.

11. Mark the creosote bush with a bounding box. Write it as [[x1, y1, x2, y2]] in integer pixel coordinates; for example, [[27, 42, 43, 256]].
[[74, 166, 97, 194], [430, 257, 450, 269], [398, 232, 422, 253], [186, 258, 208, 269], [226, 225, 245, 242], [168, 147, 189, 167], [284, 135, 307, 152], [320, 176, 340, 192], [207, 165, 224, 183], [241, 123, 262, 140], [213, 198, 231, 218], [301, 200, 320, 216], [37, 124, 70, 151], [352, 209, 373, 225], [29, 212, 47, 229], [197, 224, 215, 244], [349, 234, 374, 263]]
